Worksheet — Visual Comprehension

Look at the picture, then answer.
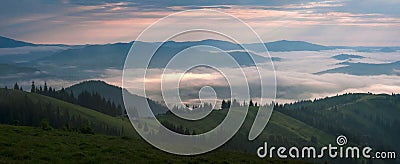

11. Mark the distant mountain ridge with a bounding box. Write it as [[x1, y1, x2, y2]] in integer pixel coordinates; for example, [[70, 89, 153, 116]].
[[0, 36, 36, 48], [163, 39, 242, 50], [36, 43, 130, 69], [265, 40, 332, 51], [316, 61, 400, 76], [0, 63, 40, 76], [2, 35, 399, 52], [2, 35, 399, 79], [332, 54, 365, 60]]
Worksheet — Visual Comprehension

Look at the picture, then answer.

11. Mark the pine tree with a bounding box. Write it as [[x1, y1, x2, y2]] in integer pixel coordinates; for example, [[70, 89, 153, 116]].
[[221, 100, 226, 109], [31, 81, 35, 93], [44, 81, 48, 93], [14, 82, 19, 90], [249, 99, 254, 107]]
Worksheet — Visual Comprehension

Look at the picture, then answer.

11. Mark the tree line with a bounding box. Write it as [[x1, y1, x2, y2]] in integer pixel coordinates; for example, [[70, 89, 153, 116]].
[[0, 88, 124, 136], [28, 81, 123, 117], [274, 93, 400, 150], [221, 99, 258, 109]]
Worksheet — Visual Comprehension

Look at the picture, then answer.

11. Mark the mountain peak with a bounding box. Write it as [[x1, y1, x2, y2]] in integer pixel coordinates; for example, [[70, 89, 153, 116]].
[[271, 40, 314, 44], [265, 40, 331, 51]]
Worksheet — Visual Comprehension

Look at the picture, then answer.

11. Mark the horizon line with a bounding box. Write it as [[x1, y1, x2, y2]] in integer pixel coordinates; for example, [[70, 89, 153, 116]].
[[2, 35, 400, 48]]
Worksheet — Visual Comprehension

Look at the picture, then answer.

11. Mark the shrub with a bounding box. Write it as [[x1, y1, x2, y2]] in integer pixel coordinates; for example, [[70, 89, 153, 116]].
[[41, 119, 52, 131]]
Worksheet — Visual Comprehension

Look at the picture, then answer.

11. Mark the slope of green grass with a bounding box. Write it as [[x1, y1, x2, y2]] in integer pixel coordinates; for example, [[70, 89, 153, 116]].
[[0, 89, 136, 137], [157, 107, 336, 152], [264, 111, 334, 146], [0, 124, 309, 164]]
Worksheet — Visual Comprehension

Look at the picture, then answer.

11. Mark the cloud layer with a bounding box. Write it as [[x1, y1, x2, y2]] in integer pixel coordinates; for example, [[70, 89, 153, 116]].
[[0, 0, 399, 46], [98, 49, 400, 104]]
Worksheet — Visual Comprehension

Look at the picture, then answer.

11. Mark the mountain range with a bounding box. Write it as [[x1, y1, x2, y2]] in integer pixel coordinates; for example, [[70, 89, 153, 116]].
[[0, 35, 399, 89], [0, 36, 36, 48], [316, 61, 400, 76], [1, 36, 398, 70]]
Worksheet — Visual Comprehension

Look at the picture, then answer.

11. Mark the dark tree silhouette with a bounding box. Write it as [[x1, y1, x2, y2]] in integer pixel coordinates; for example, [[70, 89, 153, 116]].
[[221, 100, 227, 109], [31, 81, 35, 93], [13, 82, 19, 90], [249, 99, 254, 107], [44, 82, 48, 93]]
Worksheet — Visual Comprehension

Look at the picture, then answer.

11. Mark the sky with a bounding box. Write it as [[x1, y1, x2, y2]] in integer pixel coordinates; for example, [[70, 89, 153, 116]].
[[0, 0, 400, 46]]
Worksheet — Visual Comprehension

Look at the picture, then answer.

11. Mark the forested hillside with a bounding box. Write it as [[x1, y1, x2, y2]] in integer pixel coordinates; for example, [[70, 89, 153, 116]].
[[276, 93, 400, 151], [1, 83, 399, 163], [0, 88, 135, 136]]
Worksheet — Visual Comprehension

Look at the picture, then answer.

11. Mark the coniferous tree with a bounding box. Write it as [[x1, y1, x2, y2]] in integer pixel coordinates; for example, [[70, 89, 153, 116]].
[[31, 81, 35, 93], [221, 100, 227, 109], [44, 81, 48, 93], [249, 99, 254, 107], [14, 82, 19, 90]]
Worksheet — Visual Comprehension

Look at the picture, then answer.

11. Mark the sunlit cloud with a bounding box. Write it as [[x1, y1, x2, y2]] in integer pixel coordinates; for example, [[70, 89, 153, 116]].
[[0, 0, 399, 46], [282, 0, 345, 9]]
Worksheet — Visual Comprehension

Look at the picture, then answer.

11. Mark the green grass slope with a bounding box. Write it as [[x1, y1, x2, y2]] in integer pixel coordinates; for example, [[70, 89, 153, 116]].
[[157, 107, 336, 152], [0, 89, 136, 137], [0, 124, 309, 164]]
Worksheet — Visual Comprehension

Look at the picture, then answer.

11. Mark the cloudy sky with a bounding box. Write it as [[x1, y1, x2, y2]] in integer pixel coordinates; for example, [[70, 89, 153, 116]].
[[0, 0, 399, 46], [0, 0, 399, 105]]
